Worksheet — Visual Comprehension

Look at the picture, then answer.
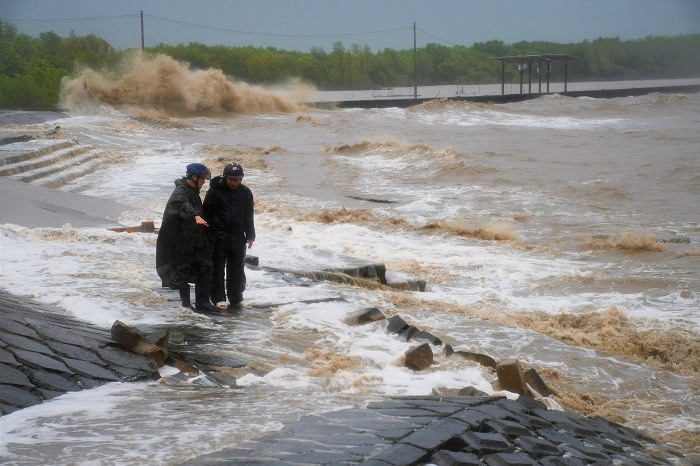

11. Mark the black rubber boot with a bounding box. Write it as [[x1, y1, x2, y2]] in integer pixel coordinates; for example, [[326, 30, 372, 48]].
[[195, 302, 219, 313], [195, 280, 218, 313], [179, 284, 195, 311], [227, 295, 244, 310]]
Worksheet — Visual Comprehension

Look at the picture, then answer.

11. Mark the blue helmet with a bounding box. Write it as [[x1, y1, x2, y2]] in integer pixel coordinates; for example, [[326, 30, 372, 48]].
[[186, 162, 211, 180]]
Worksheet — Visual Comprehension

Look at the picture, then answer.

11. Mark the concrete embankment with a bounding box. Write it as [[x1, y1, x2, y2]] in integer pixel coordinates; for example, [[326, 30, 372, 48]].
[[310, 83, 700, 109], [184, 395, 681, 466]]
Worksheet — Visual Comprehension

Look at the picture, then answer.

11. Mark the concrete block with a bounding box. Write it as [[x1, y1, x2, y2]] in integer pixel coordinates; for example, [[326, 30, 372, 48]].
[[458, 431, 514, 455], [0, 362, 33, 387], [431, 449, 481, 466], [495, 359, 528, 395], [368, 442, 429, 465], [405, 343, 433, 371], [483, 452, 539, 465]]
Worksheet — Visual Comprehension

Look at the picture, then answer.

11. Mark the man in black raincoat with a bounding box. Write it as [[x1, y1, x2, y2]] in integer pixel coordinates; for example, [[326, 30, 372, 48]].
[[156, 163, 219, 313], [203, 162, 256, 309]]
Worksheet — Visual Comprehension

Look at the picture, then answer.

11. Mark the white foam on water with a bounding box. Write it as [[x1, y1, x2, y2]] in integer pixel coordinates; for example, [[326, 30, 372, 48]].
[[1, 224, 184, 327], [0, 381, 325, 465], [409, 105, 627, 130], [73, 141, 202, 205], [257, 216, 700, 323]]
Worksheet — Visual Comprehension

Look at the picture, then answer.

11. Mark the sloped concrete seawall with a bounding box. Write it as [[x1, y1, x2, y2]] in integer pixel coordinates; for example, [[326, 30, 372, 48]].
[[0, 291, 159, 413], [184, 395, 682, 465]]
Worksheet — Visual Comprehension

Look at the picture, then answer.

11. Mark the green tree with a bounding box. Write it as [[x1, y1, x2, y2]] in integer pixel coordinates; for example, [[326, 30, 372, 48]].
[[57, 32, 118, 71]]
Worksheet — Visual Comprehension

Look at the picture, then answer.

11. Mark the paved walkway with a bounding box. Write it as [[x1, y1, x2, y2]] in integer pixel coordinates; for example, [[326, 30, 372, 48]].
[[0, 176, 128, 228]]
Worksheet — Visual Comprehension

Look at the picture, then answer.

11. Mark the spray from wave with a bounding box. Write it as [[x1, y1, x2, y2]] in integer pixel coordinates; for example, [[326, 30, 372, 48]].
[[323, 138, 460, 159], [60, 51, 300, 116], [585, 232, 667, 252], [405, 98, 496, 112], [388, 294, 699, 376], [420, 220, 519, 242], [201, 144, 284, 174], [510, 306, 699, 374], [296, 113, 327, 125], [294, 207, 520, 244]]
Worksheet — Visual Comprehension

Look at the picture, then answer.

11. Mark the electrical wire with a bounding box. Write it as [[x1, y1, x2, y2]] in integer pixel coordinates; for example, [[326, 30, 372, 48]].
[[6, 13, 459, 45], [7, 14, 140, 23], [417, 27, 458, 47], [143, 13, 411, 38]]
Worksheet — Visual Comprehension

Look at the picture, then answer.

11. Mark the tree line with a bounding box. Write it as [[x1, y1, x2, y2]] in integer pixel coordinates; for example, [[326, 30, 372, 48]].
[[1, 18, 699, 109]]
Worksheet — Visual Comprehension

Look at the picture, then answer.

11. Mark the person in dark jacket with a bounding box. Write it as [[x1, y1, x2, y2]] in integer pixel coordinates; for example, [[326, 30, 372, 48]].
[[203, 162, 256, 309], [156, 162, 218, 313]]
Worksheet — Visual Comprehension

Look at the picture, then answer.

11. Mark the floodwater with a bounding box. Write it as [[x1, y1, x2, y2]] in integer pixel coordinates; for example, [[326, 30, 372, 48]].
[[0, 54, 698, 464]]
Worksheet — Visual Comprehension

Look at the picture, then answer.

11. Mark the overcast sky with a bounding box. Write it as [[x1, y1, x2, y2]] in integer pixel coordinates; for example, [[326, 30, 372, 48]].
[[2, 0, 699, 52]]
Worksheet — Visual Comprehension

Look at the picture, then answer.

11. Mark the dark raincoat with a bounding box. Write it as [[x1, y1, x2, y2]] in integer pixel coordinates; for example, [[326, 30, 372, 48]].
[[202, 175, 255, 303], [203, 176, 255, 247], [156, 178, 212, 288]]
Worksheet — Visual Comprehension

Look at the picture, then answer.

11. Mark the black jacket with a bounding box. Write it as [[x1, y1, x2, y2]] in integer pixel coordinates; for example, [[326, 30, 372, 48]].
[[203, 175, 255, 248], [156, 178, 209, 287]]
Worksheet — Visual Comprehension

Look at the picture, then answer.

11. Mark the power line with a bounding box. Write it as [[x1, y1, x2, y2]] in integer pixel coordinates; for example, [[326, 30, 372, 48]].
[[6, 13, 460, 46], [6, 14, 140, 23], [417, 27, 458, 47], [143, 13, 411, 38]]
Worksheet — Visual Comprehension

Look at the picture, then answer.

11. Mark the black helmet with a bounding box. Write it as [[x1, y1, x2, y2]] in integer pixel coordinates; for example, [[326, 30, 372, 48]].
[[186, 162, 211, 180], [224, 162, 244, 179]]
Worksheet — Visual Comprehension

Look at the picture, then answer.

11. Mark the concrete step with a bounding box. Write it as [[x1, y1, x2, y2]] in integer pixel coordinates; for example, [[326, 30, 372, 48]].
[[0, 135, 33, 146], [10, 148, 106, 184], [38, 151, 117, 189], [0, 139, 75, 166], [0, 144, 92, 176]]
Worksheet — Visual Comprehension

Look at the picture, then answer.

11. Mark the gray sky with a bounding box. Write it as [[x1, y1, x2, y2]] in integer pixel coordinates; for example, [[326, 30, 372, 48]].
[[2, 0, 699, 52]]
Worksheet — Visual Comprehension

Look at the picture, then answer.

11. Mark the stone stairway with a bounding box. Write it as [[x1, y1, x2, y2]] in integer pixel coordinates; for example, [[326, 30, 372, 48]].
[[0, 138, 115, 189]]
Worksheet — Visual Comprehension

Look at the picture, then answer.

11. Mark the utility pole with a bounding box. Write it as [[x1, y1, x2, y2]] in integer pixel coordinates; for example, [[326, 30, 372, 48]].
[[140, 10, 145, 50], [413, 22, 417, 99]]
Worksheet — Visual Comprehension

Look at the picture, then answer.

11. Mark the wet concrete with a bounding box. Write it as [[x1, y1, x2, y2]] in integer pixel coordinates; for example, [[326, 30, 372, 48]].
[[0, 290, 159, 414], [183, 395, 685, 465], [0, 175, 128, 229]]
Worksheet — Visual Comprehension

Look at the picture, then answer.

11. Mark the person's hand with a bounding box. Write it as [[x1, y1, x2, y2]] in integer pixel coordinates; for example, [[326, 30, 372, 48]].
[[247, 240, 254, 249], [195, 215, 208, 226]]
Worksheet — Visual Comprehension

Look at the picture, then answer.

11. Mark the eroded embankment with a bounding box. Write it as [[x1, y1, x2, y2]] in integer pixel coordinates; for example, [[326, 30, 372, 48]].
[[383, 294, 699, 455]]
